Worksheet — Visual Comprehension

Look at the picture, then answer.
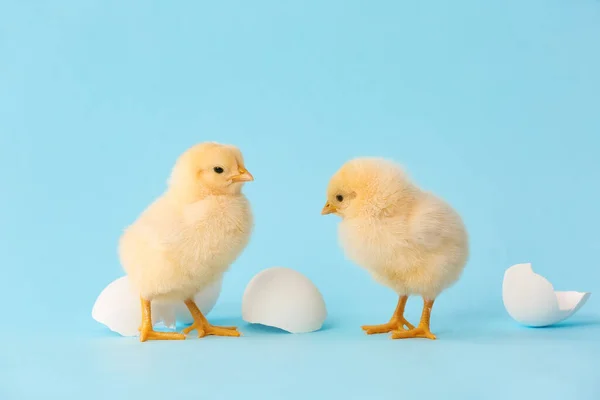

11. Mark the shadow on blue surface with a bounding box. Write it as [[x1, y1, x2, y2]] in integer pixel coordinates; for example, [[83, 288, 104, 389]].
[[242, 320, 336, 334], [531, 317, 600, 330]]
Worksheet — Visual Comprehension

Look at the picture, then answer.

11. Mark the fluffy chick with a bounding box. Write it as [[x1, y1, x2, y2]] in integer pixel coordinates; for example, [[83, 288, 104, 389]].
[[322, 157, 468, 339], [119, 142, 254, 341]]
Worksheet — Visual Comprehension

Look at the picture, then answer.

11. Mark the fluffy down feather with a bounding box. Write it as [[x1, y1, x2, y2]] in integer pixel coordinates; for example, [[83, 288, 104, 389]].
[[325, 157, 468, 298], [119, 142, 254, 303]]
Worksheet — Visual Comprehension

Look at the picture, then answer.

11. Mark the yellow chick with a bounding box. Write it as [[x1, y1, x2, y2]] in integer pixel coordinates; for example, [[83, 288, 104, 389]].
[[322, 157, 468, 339], [119, 142, 254, 342]]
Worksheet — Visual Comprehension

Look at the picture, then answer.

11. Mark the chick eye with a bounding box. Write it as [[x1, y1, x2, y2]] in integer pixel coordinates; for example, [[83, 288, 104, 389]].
[[336, 194, 344, 202], [213, 167, 224, 174]]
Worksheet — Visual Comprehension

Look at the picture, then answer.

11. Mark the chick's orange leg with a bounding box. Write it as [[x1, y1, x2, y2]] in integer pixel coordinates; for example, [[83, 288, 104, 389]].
[[362, 295, 415, 334], [139, 297, 186, 342], [391, 298, 436, 340], [182, 299, 240, 338]]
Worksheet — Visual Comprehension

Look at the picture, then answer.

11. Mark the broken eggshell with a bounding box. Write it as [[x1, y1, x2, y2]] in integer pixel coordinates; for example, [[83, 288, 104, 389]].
[[92, 276, 222, 336], [242, 267, 327, 333], [502, 263, 591, 327]]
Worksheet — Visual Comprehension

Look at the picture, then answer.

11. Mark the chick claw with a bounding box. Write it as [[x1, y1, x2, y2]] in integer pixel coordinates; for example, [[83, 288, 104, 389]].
[[362, 318, 415, 335], [183, 323, 241, 338], [391, 326, 436, 340]]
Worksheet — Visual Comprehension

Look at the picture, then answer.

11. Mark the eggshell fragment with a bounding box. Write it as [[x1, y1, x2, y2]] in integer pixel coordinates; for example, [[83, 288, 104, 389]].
[[92, 276, 222, 336], [242, 267, 327, 333], [502, 263, 591, 327]]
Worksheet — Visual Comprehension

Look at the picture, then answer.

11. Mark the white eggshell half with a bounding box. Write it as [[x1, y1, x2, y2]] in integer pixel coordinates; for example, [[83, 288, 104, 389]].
[[242, 267, 327, 333], [502, 263, 591, 327], [92, 276, 222, 336]]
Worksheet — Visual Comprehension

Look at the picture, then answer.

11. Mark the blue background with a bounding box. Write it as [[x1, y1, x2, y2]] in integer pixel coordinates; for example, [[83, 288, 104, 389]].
[[1, 0, 599, 399]]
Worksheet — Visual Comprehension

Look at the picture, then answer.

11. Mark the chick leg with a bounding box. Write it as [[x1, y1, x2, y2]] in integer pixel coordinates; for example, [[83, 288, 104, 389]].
[[182, 299, 241, 338], [362, 295, 415, 334], [391, 298, 436, 340], [139, 297, 186, 342]]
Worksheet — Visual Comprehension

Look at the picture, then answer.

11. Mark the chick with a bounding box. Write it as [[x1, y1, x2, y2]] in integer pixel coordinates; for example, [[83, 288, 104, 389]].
[[322, 157, 468, 339], [119, 142, 254, 341]]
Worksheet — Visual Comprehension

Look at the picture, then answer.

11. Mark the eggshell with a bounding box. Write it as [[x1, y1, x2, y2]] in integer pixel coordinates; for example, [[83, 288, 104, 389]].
[[242, 267, 327, 333], [92, 276, 222, 336], [502, 263, 591, 327]]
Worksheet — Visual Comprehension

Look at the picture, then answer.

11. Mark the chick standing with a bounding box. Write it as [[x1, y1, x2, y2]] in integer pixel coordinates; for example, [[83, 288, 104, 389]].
[[119, 142, 254, 341], [322, 157, 468, 339]]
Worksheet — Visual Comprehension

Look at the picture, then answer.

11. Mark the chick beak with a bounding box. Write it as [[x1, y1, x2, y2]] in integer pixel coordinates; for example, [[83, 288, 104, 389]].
[[321, 202, 337, 215], [231, 167, 254, 183]]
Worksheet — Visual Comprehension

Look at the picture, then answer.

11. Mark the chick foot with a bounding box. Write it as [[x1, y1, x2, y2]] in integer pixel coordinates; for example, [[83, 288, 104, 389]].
[[362, 295, 414, 335], [140, 325, 186, 341], [183, 298, 241, 338], [183, 323, 240, 338], [391, 298, 436, 340], [138, 298, 185, 342], [362, 318, 414, 335], [391, 326, 436, 340]]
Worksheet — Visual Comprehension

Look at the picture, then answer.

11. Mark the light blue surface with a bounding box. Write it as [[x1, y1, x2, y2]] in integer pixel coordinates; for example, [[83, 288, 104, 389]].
[[1, 1, 599, 399]]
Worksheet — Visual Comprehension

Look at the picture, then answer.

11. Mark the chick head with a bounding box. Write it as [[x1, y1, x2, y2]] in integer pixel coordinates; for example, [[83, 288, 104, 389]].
[[168, 142, 253, 201], [322, 157, 413, 219]]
